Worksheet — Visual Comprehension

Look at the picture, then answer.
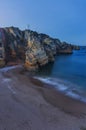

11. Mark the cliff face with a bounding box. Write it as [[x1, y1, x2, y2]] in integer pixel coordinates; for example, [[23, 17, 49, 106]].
[[0, 28, 5, 67], [24, 30, 48, 70], [0, 27, 80, 70]]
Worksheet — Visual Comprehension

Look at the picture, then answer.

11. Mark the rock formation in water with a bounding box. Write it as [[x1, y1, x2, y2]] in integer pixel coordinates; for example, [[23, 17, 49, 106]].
[[0, 27, 80, 70]]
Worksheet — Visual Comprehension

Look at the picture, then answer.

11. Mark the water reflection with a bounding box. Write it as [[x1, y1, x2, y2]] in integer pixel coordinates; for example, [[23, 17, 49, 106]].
[[36, 62, 54, 76]]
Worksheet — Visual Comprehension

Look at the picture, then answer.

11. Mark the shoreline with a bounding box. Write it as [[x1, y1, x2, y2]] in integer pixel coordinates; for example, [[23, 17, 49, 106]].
[[33, 76, 86, 103], [0, 66, 86, 130], [30, 77, 86, 117], [1, 65, 86, 116]]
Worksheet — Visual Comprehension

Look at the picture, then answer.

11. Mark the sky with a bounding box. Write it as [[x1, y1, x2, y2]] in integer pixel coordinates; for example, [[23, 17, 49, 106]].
[[0, 0, 86, 45]]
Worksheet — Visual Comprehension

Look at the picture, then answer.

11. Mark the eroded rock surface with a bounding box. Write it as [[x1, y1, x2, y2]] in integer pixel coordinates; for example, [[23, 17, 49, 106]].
[[0, 27, 80, 70]]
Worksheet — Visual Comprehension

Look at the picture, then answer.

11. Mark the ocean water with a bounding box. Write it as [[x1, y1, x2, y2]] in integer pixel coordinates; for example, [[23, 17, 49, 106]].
[[35, 47, 86, 102]]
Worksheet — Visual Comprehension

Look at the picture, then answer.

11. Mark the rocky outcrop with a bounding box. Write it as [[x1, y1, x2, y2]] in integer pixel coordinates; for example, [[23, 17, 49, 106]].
[[72, 45, 80, 50], [0, 28, 5, 67], [0, 26, 80, 70], [56, 42, 73, 54], [4, 27, 25, 63], [24, 30, 48, 70]]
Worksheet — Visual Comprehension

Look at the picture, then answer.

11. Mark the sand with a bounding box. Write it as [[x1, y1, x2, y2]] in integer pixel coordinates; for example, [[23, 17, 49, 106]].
[[0, 65, 86, 130]]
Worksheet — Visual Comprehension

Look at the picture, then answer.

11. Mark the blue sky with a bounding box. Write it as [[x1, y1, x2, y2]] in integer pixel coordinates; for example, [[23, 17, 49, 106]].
[[0, 0, 86, 45]]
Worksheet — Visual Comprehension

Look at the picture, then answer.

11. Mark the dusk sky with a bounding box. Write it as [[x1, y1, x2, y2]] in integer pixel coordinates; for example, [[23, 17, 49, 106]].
[[0, 0, 86, 45]]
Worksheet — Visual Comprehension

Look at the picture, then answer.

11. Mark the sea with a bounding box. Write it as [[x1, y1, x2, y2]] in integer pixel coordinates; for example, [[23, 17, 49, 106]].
[[35, 46, 86, 102]]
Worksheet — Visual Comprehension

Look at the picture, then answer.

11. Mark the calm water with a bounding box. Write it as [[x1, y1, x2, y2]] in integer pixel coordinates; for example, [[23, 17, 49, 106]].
[[35, 47, 86, 101]]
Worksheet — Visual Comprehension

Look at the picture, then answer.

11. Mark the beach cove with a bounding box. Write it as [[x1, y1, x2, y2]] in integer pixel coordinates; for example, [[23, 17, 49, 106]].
[[0, 65, 86, 130]]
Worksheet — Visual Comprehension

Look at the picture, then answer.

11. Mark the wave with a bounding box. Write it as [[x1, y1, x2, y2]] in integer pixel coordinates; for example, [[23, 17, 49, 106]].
[[34, 76, 86, 103], [0, 65, 22, 72]]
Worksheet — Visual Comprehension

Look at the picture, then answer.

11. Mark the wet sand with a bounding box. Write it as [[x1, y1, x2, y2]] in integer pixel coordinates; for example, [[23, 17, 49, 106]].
[[30, 77, 86, 117], [0, 66, 86, 130]]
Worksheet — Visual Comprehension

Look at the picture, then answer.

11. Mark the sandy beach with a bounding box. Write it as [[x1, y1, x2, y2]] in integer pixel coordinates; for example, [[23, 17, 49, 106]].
[[0, 65, 86, 130]]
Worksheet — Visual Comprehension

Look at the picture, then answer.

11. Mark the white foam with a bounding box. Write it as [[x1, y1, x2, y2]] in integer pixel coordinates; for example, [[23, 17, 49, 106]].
[[0, 65, 22, 72], [56, 83, 68, 91], [34, 76, 86, 103], [66, 91, 86, 103], [34, 77, 68, 91], [2, 78, 11, 83], [65, 91, 81, 99], [34, 77, 56, 85]]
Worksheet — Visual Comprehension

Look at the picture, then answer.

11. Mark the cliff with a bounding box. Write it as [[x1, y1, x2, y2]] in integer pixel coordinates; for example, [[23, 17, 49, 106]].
[[0, 27, 80, 70]]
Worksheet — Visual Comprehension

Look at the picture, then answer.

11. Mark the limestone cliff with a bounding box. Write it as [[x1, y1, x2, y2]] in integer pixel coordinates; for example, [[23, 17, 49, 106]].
[[0, 26, 80, 70]]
